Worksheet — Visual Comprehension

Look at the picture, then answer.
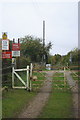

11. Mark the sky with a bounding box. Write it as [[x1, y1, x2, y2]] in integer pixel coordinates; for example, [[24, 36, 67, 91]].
[[0, 0, 78, 55]]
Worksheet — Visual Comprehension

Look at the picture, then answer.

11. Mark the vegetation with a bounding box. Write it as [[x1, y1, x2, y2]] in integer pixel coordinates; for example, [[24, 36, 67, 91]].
[[2, 34, 79, 87], [20, 35, 52, 64], [2, 34, 79, 118], [2, 89, 36, 118], [49, 48, 80, 70], [13, 71, 46, 91], [32, 72, 46, 91], [2, 71, 45, 118], [39, 72, 73, 118]]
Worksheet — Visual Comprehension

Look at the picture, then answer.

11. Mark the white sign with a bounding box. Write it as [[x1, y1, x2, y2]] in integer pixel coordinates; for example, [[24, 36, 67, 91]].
[[12, 51, 20, 57], [12, 58, 16, 65], [2, 39, 9, 50], [46, 64, 51, 70]]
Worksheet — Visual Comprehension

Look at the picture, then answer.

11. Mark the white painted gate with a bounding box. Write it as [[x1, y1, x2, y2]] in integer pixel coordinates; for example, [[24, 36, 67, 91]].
[[12, 63, 33, 91]]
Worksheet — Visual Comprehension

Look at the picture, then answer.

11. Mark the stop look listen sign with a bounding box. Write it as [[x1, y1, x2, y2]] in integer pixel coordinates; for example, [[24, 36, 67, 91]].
[[2, 39, 9, 50]]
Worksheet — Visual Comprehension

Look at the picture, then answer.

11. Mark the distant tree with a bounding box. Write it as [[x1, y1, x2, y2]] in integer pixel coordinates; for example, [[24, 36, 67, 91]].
[[20, 35, 52, 63], [61, 48, 79, 67]]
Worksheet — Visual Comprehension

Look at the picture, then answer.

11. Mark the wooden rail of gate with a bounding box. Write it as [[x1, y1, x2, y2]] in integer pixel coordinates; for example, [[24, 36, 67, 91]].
[[53, 67, 65, 90], [12, 63, 33, 91]]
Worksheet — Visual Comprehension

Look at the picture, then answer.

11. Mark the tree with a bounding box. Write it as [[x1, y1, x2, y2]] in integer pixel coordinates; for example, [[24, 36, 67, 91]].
[[20, 35, 52, 64]]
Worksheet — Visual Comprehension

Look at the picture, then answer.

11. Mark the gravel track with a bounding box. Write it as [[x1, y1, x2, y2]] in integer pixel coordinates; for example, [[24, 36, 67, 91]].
[[65, 71, 78, 118], [18, 71, 54, 118], [18, 70, 79, 118]]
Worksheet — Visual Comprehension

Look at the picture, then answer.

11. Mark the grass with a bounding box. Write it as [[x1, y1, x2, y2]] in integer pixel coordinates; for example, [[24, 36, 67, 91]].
[[14, 71, 27, 86], [71, 71, 80, 92], [39, 72, 74, 118], [71, 72, 78, 81], [2, 71, 46, 118], [53, 72, 70, 90], [2, 89, 36, 118], [32, 72, 46, 90], [0, 99, 2, 119], [13, 71, 46, 89]]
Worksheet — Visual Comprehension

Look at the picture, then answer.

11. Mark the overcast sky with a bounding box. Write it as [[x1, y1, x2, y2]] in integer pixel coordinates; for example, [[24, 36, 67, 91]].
[[0, 0, 78, 55]]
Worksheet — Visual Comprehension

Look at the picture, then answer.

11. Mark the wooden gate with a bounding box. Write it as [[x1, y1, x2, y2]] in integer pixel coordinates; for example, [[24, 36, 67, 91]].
[[12, 63, 33, 91]]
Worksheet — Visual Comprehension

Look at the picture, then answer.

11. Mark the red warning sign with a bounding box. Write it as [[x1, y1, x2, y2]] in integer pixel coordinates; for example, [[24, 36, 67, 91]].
[[12, 43, 20, 51], [2, 51, 12, 59]]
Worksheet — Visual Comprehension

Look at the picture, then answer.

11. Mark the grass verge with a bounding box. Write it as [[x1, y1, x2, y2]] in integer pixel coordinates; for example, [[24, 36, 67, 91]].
[[2, 89, 36, 118], [2, 71, 45, 118]]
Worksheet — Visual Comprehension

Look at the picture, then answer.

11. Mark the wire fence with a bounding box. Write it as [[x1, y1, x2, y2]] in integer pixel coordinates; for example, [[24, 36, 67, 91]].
[[2, 64, 12, 87]]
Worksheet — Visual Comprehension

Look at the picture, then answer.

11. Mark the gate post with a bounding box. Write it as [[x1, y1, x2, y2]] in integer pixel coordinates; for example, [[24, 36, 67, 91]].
[[64, 67, 66, 87], [27, 65, 29, 90], [30, 63, 33, 91], [12, 65, 14, 88]]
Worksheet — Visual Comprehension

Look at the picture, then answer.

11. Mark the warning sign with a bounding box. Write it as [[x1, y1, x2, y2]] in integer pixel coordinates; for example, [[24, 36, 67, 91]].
[[12, 51, 20, 57], [2, 51, 12, 59], [2, 39, 9, 50], [12, 43, 20, 57], [12, 43, 20, 51], [2, 32, 7, 40]]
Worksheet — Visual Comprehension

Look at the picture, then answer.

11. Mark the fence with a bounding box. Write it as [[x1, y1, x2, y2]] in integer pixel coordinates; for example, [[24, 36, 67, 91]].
[[12, 63, 33, 91], [2, 65, 12, 87], [2, 64, 79, 91]]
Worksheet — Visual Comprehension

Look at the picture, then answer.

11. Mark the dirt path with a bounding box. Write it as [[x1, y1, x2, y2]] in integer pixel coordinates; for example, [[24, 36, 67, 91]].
[[18, 71, 54, 118], [65, 71, 78, 118]]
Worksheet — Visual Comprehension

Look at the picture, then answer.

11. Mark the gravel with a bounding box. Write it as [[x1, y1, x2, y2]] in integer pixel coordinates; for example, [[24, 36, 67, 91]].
[[65, 71, 78, 118], [18, 71, 54, 118]]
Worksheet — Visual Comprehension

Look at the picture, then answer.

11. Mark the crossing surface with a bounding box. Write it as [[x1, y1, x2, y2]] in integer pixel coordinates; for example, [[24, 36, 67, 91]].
[[18, 71, 53, 118]]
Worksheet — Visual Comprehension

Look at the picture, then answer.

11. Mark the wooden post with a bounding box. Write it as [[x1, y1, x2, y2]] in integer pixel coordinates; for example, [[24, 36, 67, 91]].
[[30, 63, 33, 91], [64, 67, 66, 87], [27, 66, 29, 90], [12, 65, 14, 88]]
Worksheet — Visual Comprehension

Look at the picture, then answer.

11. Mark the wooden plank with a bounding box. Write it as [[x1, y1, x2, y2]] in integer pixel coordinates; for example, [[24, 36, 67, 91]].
[[14, 68, 27, 72], [53, 84, 65, 86], [13, 86, 26, 89], [32, 84, 43, 86], [14, 71, 26, 86], [32, 80, 44, 82], [53, 76, 64, 77], [72, 72, 78, 77]]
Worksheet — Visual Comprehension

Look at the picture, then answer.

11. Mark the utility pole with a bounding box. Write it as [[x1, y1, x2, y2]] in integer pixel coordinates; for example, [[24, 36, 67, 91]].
[[43, 20, 45, 65], [43, 20, 45, 49]]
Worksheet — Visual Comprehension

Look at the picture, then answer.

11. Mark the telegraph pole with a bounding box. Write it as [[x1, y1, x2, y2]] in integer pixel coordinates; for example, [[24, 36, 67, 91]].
[[43, 20, 45, 65], [43, 20, 45, 49]]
